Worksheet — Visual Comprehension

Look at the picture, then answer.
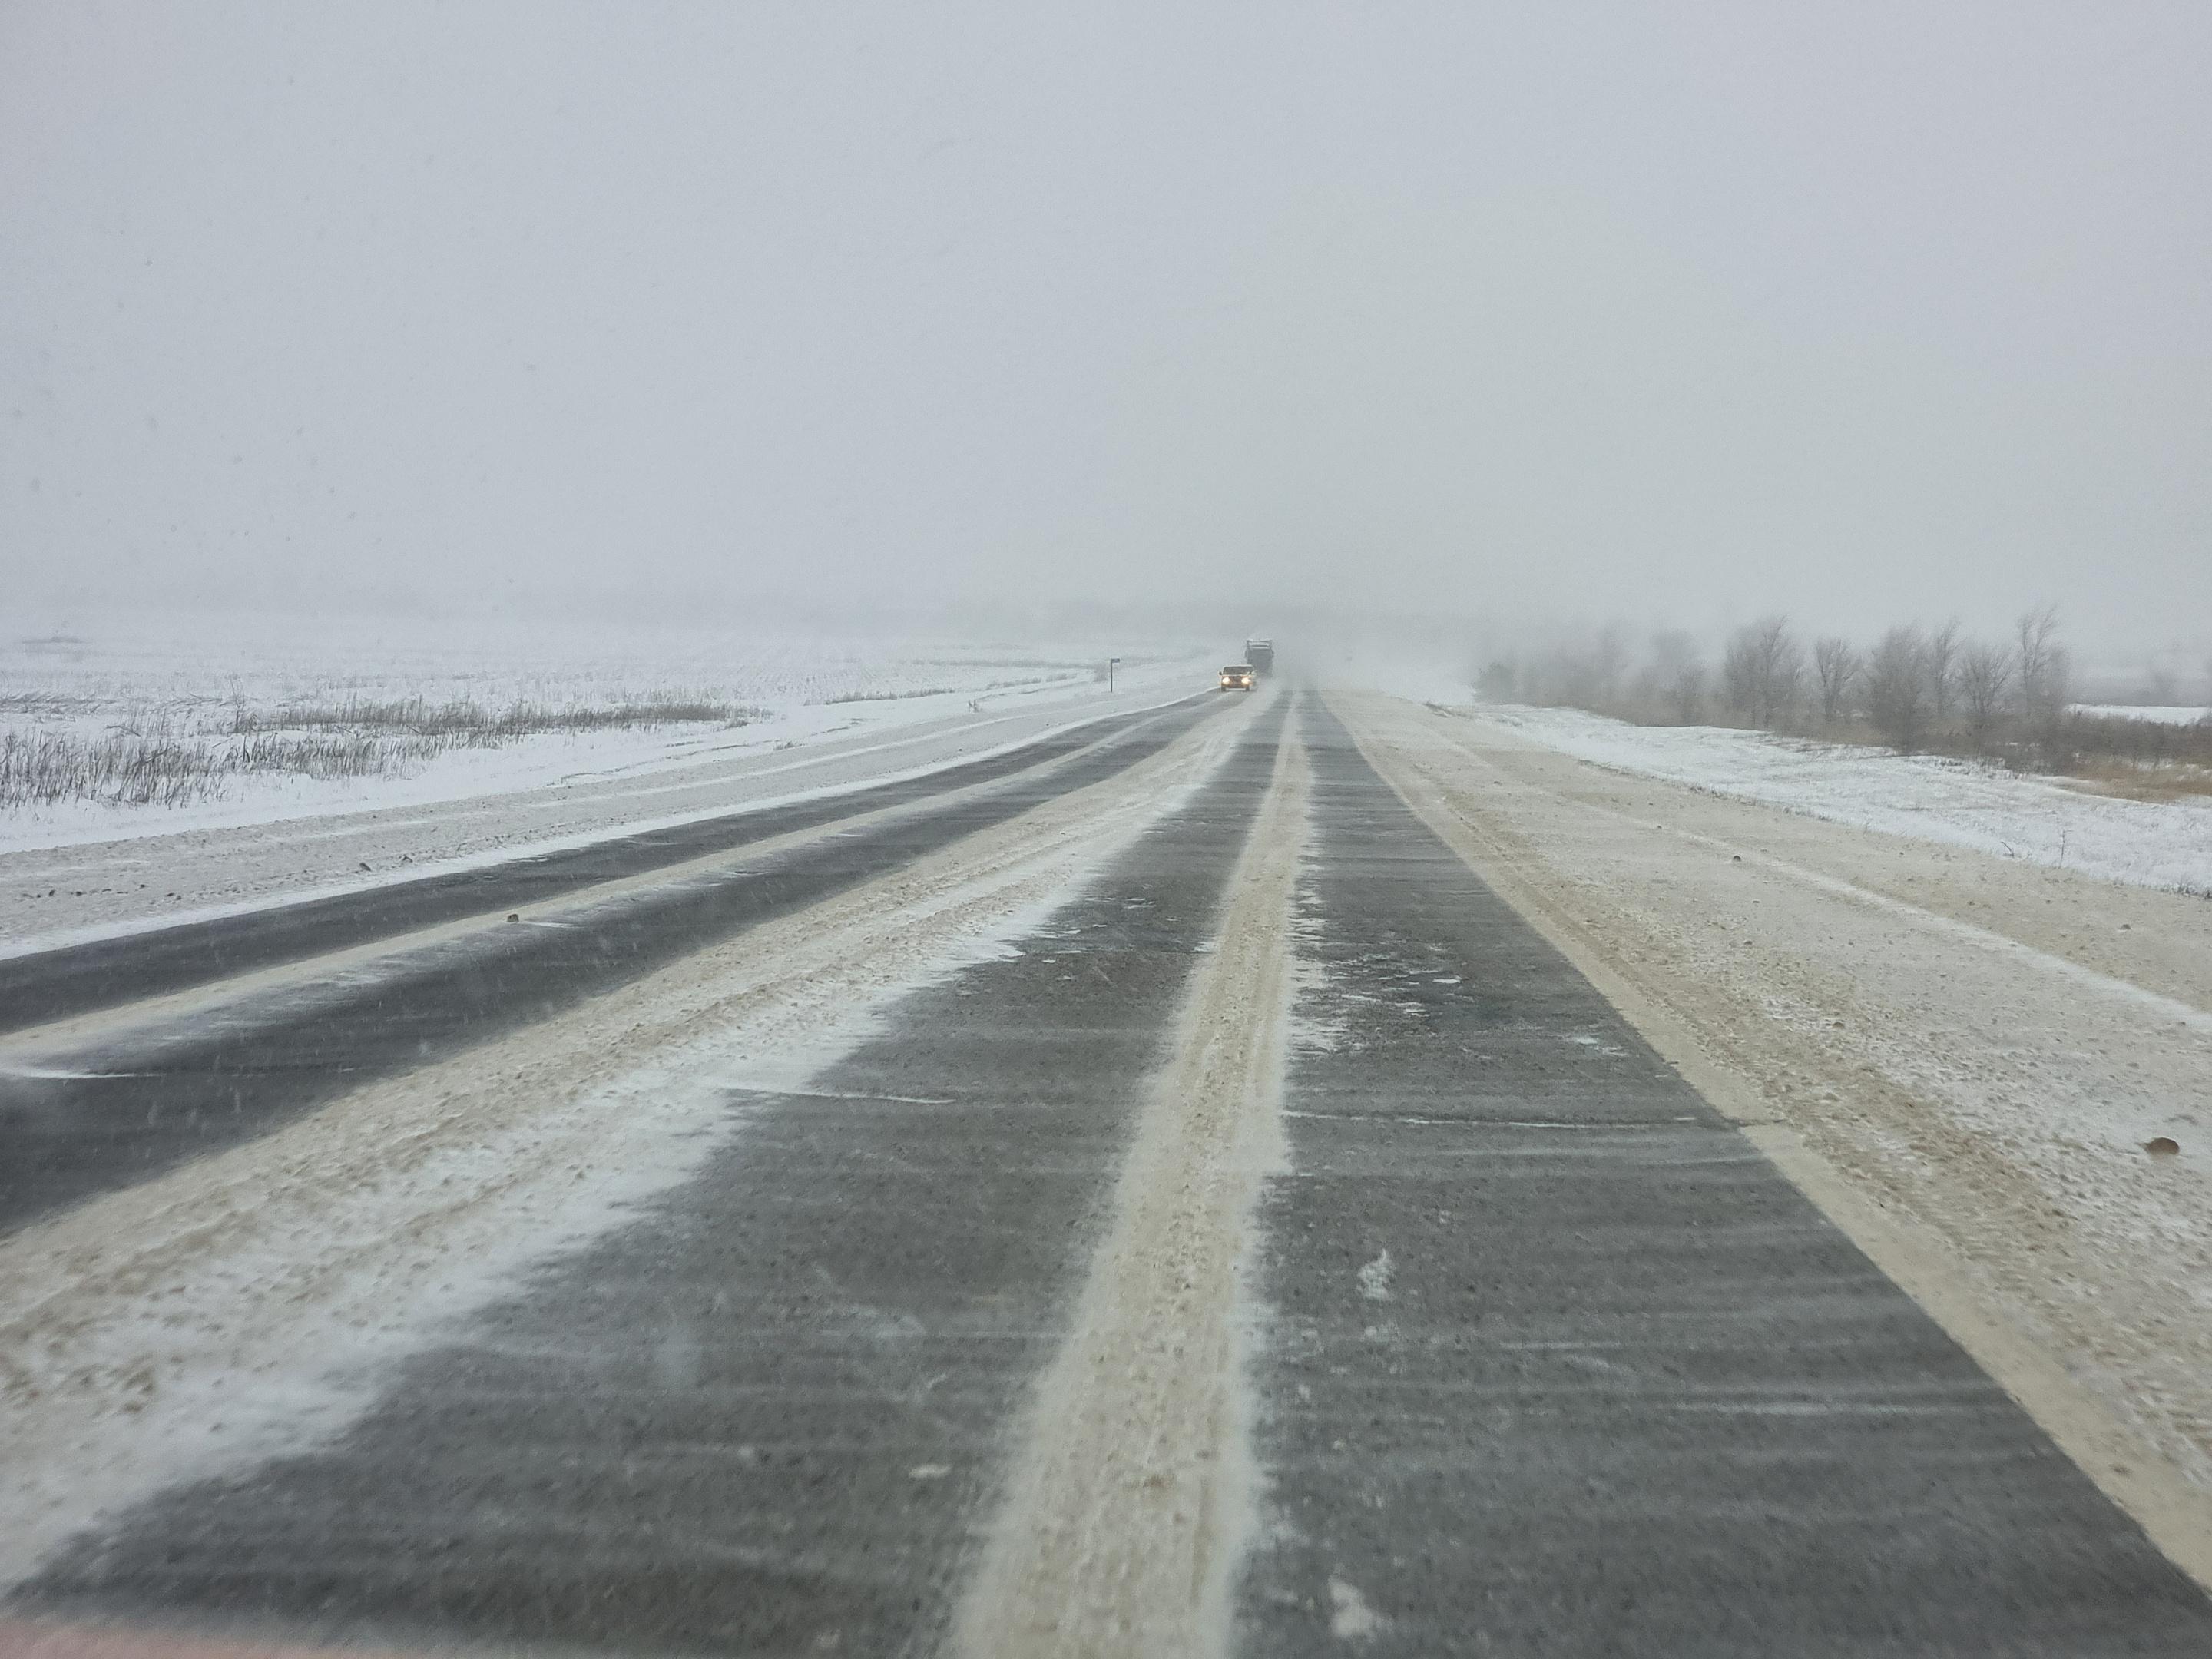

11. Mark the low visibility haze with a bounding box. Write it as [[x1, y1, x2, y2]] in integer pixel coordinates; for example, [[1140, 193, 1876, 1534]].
[[5, 2, 2209, 655]]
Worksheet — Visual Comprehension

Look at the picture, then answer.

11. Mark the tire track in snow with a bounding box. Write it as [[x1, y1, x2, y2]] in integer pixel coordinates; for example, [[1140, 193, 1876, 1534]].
[[952, 697, 1306, 1659]]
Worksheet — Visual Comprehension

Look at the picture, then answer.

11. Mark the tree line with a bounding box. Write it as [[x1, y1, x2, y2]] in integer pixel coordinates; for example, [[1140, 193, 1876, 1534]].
[[1479, 607, 2210, 776]]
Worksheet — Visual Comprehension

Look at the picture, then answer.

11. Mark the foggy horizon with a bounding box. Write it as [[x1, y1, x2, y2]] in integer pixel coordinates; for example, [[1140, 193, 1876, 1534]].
[[6, 4, 2210, 663]]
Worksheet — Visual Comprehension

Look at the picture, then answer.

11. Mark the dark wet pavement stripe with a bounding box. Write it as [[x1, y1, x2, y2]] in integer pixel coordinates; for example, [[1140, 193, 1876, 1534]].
[[8, 704, 1290, 1657], [0, 695, 1208, 1038], [1233, 699, 2212, 1655], [0, 697, 1226, 1237]]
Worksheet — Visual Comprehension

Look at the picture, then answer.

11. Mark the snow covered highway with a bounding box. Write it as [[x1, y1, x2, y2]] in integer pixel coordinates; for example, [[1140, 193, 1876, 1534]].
[[17, 5, 2212, 1648], [0, 694, 1227, 1232], [4, 687, 2211, 1654]]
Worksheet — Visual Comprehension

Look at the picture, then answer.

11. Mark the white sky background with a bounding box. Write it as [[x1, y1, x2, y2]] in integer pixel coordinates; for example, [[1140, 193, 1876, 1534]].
[[4, 2, 2208, 655]]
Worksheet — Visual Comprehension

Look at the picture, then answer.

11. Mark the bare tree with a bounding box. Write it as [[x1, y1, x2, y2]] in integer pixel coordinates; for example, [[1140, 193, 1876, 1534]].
[[2013, 604, 2068, 724], [1721, 614, 1803, 729], [1666, 661, 1707, 724], [1863, 625, 1931, 751], [1633, 631, 1707, 724], [2009, 604, 2074, 762], [1924, 618, 1962, 725], [1646, 630, 1698, 681], [1813, 636, 1861, 727], [1958, 641, 2012, 750], [1525, 627, 1630, 712], [1720, 632, 1757, 718], [1588, 625, 1628, 710]]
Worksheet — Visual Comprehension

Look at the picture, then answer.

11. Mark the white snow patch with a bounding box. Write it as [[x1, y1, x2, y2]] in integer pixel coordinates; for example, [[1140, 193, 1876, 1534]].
[[1330, 1575, 1386, 1639], [1357, 1249, 1394, 1303], [1475, 705, 2212, 896], [2074, 704, 2210, 726]]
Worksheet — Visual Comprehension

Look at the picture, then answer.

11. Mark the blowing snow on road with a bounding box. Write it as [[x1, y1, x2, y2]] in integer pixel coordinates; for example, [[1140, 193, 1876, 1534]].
[[4, 674, 2210, 1657]]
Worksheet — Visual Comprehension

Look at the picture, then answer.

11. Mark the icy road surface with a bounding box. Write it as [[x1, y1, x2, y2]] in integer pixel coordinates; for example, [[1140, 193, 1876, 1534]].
[[3, 685, 2210, 1655]]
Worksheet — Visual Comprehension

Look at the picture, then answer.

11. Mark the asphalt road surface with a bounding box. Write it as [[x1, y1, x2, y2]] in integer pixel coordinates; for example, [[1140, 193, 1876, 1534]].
[[0, 695, 1214, 1038], [5, 687, 2209, 1656], [0, 694, 1222, 1233], [1235, 704, 2212, 1655]]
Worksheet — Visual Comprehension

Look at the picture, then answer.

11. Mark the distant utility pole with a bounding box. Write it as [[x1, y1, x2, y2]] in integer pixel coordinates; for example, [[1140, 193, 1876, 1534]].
[[1108, 656, 1121, 693]]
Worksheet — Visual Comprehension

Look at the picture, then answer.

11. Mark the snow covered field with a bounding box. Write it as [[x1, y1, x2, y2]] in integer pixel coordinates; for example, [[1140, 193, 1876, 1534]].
[[1, 611, 1210, 854], [1475, 704, 2212, 896]]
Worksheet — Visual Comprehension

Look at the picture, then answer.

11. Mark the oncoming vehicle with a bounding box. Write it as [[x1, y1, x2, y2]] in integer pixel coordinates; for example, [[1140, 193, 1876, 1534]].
[[1219, 664, 1257, 690]]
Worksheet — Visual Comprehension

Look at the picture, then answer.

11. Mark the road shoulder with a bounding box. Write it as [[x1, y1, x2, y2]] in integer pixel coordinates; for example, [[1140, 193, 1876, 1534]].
[[1335, 685, 2212, 1593]]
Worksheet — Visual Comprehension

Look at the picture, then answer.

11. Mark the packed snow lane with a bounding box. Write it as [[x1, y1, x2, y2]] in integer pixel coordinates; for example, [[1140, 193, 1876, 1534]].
[[0, 696, 1229, 1235], [0, 693, 1212, 1035], [8, 702, 1293, 1657], [1233, 699, 2212, 1654]]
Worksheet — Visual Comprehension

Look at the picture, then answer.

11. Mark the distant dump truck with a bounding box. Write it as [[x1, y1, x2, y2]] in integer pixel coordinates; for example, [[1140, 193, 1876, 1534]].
[[1243, 639, 1275, 676], [1219, 664, 1257, 690]]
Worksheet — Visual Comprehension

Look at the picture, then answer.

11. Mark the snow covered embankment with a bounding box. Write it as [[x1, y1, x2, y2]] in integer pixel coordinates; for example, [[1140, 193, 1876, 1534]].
[[1477, 705, 2212, 897]]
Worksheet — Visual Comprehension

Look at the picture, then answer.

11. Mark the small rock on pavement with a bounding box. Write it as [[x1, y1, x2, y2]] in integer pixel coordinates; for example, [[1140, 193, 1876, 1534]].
[[2145, 1137, 2181, 1157]]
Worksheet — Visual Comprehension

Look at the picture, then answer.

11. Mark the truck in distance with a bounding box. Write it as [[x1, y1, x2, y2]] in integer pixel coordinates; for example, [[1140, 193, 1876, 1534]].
[[1243, 639, 1275, 675]]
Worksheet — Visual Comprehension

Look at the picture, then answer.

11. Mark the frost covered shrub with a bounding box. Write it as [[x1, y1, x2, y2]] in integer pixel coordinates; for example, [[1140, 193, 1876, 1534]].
[[0, 726, 224, 807]]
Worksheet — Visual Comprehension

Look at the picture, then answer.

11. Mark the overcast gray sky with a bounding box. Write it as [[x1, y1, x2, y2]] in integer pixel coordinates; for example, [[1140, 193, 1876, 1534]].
[[5, 2, 2207, 653]]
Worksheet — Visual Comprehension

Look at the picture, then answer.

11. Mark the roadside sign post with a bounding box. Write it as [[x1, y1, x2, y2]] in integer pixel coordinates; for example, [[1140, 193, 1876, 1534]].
[[1109, 656, 1121, 693]]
